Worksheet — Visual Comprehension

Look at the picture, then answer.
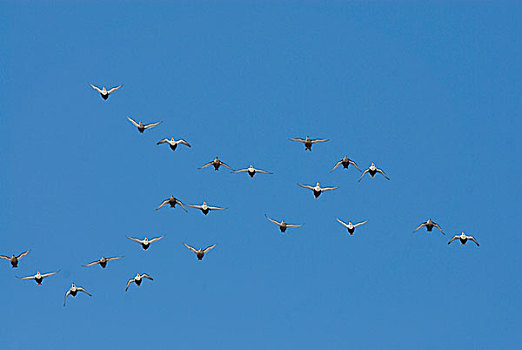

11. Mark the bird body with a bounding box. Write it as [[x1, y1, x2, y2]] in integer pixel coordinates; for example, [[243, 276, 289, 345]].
[[156, 196, 187, 211], [337, 218, 368, 235], [199, 157, 234, 171], [289, 136, 329, 151], [125, 273, 153, 291], [19, 270, 59, 285], [127, 236, 164, 250], [90, 84, 122, 100], [414, 219, 445, 235], [83, 256, 123, 268], [448, 232, 479, 246], [234, 165, 272, 178], [186, 201, 226, 215], [359, 162, 390, 182], [265, 215, 302, 233], [331, 156, 361, 172], [127, 117, 162, 133], [298, 182, 339, 198]]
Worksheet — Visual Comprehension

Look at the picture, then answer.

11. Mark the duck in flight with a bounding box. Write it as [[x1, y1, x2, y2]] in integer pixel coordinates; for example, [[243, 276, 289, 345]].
[[126, 236, 164, 250], [0, 250, 30, 268], [155, 196, 187, 212], [234, 165, 272, 178], [448, 232, 479, 246], [184, 243, 216, 260], [125, 273, 153, 291], [18, 270, 59, 285], [127, 117, 162, 133], [289, 136, 329, 151], [157, 137, 191, 152], [64, 283, 92, 306], [89, 83, 122, 100], [186, 201, 226, 216], [298, 182, 339, 198], [336, 218, 368, 235], [199, 157, 234, 171], [413, 219, 445, 235], [331, 156, 361, 172], [82, 256, 123, 268], [358, 162, 390, 182], [265, 215, 302, 233]]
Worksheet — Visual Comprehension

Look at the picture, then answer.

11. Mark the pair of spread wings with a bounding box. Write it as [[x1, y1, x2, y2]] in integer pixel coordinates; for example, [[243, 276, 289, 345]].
[[0, 250, 30, 261], [265, 216, 302, 228], [289, 138, 329, 144], [330, 159, 361, 172], [82, 256, 123, 267], [184, 243, 216, 254], [157, 138, 191, 147], [64, 287, 92, 305], [413, 221, 445, 234], [127, 117, 162, 130], [89, 84, 122, 95], [125, 273, 153, 291], [19, 271, 59, 280], [127, 236, 164, 245], [337, 218, 368, 229], [156, 198, 187, 211], [448, 235, 479, 246], [199, 160, 234, 171], [298, 184, 339, 192], [358, 168, 390, 181]]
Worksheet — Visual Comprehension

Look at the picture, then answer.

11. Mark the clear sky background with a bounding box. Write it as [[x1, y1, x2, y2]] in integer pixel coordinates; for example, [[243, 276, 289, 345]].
[[1, 2, 521, 349]]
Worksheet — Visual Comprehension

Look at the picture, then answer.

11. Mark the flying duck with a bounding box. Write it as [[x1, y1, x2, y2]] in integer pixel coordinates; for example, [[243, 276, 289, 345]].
[[330, 156, 362, 172], [127, 117, 162, 133], [89, 84, 122, 100], [184, 243, 216, 260], [289, 136, 329, 151], [265, 215, 302, 233], [126, 236, 164, 250], [414, 219, 445, 235], [155, 196, 187, 212], [18, 270, 59, 285], [83, 256, 123, 268], [64, 283, 92, 306], [186, 201, 226, 215], [358, 162, 390, 182], [336, 218, 368, 235], [125, 273, 153, 291], [0, 250, 30, 268], [448, 232, 479, 246], [234, 165, 272, 178], [298, 182, 339, 198], [199, 157, 234, 171], [157, 137, 191, 152]]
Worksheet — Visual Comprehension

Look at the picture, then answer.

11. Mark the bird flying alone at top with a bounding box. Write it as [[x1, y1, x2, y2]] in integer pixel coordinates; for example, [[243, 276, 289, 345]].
[[0, 250, 30, 268], [127, 117, 162, 133], [186, 201, 226, 216], [336, 218, 368, 235], [358, 162, 390, 182], [89, 83, 122, 100], [82, 256, 123, 268], [157, 137, 191, 152], [448, 232, 479, 246], [298, 182, 339, 198], [64, 283, 92, 306], [126, 236, 164, 250], [414, 219, 445, 235], [18, 270, 59, 285], [289, 136, 329, 151], [184, 243, 216, 260], [125, 273, 153, 291], [265, 215, 302, 233], [155, 196, 187, 212], [331, 156, 362, 172], [234, 165, 272, 178], [199, 157, 234, 171]]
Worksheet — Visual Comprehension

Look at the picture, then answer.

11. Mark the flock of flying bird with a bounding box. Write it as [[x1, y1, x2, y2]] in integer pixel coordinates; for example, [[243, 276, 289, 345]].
[[2, 83, 480, 306]]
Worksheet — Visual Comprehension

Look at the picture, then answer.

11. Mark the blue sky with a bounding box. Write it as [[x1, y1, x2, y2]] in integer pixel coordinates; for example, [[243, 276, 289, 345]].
[[1, 2, 520, 349]]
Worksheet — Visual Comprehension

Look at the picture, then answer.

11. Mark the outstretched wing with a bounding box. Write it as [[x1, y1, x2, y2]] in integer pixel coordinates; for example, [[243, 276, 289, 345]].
[[149, 236, 164, 243], [144, 121, 162, 130], [208, 205, 226, 211], [289, 138, 306, 143], [330, 161, 342, 172], [448, 235, 459, 244], [82, 260, 100, 267], [432, 223, 445, 235], [64, 290, 71, 306], [186, 204, 203, 210], [413, 222, 427, 233], [358, 169, 369, 182], [0, 255, 10, 260], [127, 116, 140, 128], [106, 256, 123, 262], [377, 168, 390, 180], [321, 186, 339, 192], [298, 184, 314, 191], [155, 199, 170, 210], [233, 168, 249, 173], [176, 199, 188, 212], [468, 236, 480, 246], [17, 250, 30, 259], [336, 218, 350, 229], [125, 279, 134, 291], [41, 271, 59, 278], [19, 274, 36, 280], [177, 139, 191, 147], [89, 84, 103, 93], [286, 224, 303, 228], [220, 161, 234, 171], [157, 138, 169, 145], [265, 215, 282, 226], [141, 273, 154, 280], [349, 160, 362, 172], [203, 244, 217, 253], [126, 236, 143, 244], [255, 168, 272, 174], [107, 85, 123, 94], [198, 160, 214, 169], [77, 287, 92, 296], [184, 243, 198, 254], [354, 220, 368, 228], [310, 138, 329, 144]]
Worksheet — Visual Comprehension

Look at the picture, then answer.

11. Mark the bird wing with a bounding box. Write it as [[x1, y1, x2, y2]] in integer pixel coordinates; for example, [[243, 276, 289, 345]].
[[177, 139, 191, 147], [157, 138, 169, 145], [432, 223, 445, 235], [176, 199, 188, 212], [220, 161, 235, 171], [289, 138, 306, 143], [349, 160, 362, 172], [354, 220, 368, 228], [336, 218, 350, 229], [64, 290, 71, 306], [127, 236, 143, 244], [89, 84, 103, 93], [125, 279, 134, 291], [107, 85, 123, 94], [448, 235, 459, 244], [17, 250, 30, 259], [184, 243, 198, 254], [149, 236, 164, 243], [413, 222, 427, 233], [265, 215, 282, 226], [41, 271, 59, 278], [255, 168, 272, 174], [186, 204, 203, 210], [19, 274, 36, 280], [233, 168, 248, 173], [82, 260, 100, 267], [0, 255, 10, 260], [321, 186, 339, 192], [208, 205, 226, 211], [106, 256, 123, 262], [285, 224, 303, 228], [358, 169, 369, 182], [377, 168, 390, 180], [298, 184, 314, 191], [330, 161, 342, 172], [77, 287, 92, 296], [468, 236, 480, 246], [155, 199, 170, 210], [127, 116, 140, 128], [141, 273, 153, 280], [203, 244, 217, 253], [144, 121, 162, 129], [310, 138, 329, 144], [198, 160, 214, 169]]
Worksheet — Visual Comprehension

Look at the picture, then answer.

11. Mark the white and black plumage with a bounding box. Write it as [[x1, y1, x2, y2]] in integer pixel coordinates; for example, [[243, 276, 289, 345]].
[[186, 201, 226, 216], [127, 117, 162, 133], [358, 162, 390, 182], [336, 218, 368, 235], [157, 137, 191, 152], [289, 136, 329, 151], [89, 84, 122, 100], [18, 270, 59, 285], [234, 165, 272, 178], [64, 283, 92, 306], [125, 273, 153, 291], [126, 236, 164, 250], [448, 232, 479, 246], [298, 182, 339, 198]]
